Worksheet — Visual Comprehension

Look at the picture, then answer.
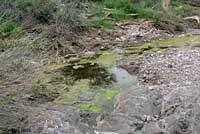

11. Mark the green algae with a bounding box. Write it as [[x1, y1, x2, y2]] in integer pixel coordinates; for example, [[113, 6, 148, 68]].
[[53, 78, 118, 112], [72, 88, 118, 112], [74, 102, 102, 112], [148, 35, 200, 47], [95, 51, 123, 68], [105, 89, 118, 100], [125, 35, 200, 57], [54, 79, 91, 104]]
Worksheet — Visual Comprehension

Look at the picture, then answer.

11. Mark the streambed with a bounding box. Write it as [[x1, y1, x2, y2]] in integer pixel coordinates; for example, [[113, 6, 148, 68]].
[[46, 34, 200, 113]]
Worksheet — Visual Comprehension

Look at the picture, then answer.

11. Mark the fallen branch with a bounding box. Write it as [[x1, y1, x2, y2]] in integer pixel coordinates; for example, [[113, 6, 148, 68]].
[[57, 39, 76, 54], [184, 16, 200, 24], [127, 13, 138, 17]]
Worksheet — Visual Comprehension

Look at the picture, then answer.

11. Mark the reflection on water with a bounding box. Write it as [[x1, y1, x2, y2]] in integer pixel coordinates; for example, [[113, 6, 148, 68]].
[[110, 67, 137, 90], [63, 62, 115, 86], [62, 62, 137, 90]]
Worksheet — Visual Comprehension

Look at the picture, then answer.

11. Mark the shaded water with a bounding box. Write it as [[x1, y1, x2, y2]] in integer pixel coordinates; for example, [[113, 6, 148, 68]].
[[62, 63, 137, 91], [63, 63, 114, 86]]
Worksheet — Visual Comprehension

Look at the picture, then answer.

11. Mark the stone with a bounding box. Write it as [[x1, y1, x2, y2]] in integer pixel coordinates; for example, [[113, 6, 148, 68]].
[[68, 57, 80, 63], [84, 51, 96, 57], [112, 48, 124, 54]]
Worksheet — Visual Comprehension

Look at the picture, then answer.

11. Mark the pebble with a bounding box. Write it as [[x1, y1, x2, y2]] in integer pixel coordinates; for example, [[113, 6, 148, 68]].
[[67, 57, 80, 63], [112, 48, 124, 54], [84, 51, 96, 57]]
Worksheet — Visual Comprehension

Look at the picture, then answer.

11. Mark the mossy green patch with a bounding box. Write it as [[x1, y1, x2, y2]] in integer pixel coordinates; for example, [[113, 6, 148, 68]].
[[74, 102, 102, 112], [95, 51, 123, 68], [54, 79, 90, 104], [105, 89, 118, 100], [71, 87, 118, 112], [125, 35, 200, 57], [146, 35, 200, 47]]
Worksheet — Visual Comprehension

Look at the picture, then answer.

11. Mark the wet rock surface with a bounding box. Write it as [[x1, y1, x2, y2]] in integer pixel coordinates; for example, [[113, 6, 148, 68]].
[[29, 105, 95, 134], [0, 104, 95, 134], [96, 47, 200, 134]]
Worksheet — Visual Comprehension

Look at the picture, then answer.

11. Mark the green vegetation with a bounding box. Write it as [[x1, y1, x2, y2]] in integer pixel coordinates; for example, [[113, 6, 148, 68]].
[[0, 0, 83, 44], [0, 42, 24, 49], [88, 0, 162, 21], [111, 9, 128, 20], [0, 0, 56, 23], [74, 102, 102, 112], [89, 19, 113, 29], [0, 0, 198, 32], [50, 75, 65, 82], [0, 18, 24, 38], [125, 35, 200, 57], [29, 84, 45, 96], [87, 0, 200, 28]]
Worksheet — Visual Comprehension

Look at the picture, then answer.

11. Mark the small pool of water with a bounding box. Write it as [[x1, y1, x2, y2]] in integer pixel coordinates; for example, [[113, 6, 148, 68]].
[[62, 62, 114, 86], [53, 34, 200, 113], [55, 59, 137, 113], [62, 62, 137, 91], [109, 67, 137, 90]]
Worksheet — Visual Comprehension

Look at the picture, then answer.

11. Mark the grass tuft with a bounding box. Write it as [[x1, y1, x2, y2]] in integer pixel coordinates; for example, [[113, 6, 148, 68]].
[[0, 18, 24, 38], [89, 19, 113, 29]]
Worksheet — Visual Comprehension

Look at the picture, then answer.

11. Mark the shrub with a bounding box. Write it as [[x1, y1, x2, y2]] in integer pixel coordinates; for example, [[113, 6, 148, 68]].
[[31, 0, 57, 23], [54, 0, 84, 35], [0, 0, 72, 24], [0, 0, 85, 36]]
